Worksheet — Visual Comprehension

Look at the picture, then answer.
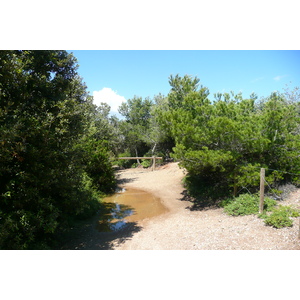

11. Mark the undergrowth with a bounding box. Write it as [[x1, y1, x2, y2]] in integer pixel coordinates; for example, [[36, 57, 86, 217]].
[[222, 193, 300, 229], [263, 205, 300, 228], [222, 194, 276, 216]]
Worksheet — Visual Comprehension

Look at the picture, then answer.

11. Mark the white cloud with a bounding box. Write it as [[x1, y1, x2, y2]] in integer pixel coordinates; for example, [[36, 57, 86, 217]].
[[273, 75, 287, 81], [93, 88, 126, 117], [251, 76, 264, 83]]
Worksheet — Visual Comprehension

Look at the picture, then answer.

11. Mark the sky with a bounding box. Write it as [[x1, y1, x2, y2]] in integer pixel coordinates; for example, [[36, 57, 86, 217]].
[[69, 50, 300, 118]]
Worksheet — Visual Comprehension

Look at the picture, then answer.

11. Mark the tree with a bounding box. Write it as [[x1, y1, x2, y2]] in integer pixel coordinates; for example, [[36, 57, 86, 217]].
[[118, 96, 152, 163], [259, 92, 300, 179], [168, 74, 203, 109], [160, 74, 300, 203], [0, 50, 115, 249]]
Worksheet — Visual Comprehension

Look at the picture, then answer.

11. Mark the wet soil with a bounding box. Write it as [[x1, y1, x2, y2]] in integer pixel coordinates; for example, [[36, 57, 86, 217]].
[[97, 187, 168, 232], [58, 162, 300, 250], [58, 186, 168, 250]]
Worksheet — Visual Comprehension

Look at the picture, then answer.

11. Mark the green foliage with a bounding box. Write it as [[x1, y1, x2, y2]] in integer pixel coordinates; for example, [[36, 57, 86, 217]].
[[79, 138, 116, 193], [223, 193, 300, 229], [159, 75, 300, 202], [0, 50, 115, 249], [264, 205, 300, 228], [234, 164, 262, 190], [118, 96, 152, 158], [168, 74, 205, 109], [223, 194, 299, 229], [183, 174, 231, 209], [114, 151, 134, 168], [224, 194, 259, 216], [116, 94, 174, 163], [2, 56, 299, 248], [219, 197, 235, 208], [223, 194, 277, 216], [176, 146, 234, 175], [141, 159, 151, 168]]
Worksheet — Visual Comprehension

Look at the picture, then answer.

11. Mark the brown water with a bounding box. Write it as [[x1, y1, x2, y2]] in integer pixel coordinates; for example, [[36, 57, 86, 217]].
[[97, 188, 168, 232]]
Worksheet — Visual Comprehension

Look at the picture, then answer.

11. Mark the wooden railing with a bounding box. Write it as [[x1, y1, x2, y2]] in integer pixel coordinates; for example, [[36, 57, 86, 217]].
[[118, 156, 163, 171]]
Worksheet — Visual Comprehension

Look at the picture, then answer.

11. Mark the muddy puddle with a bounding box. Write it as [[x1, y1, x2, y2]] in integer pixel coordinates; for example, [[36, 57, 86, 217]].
[[97, 188, 168, 232]]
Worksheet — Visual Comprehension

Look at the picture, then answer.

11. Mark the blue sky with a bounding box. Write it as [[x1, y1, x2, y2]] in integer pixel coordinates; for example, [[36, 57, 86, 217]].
[[69, 50, 300, 117]]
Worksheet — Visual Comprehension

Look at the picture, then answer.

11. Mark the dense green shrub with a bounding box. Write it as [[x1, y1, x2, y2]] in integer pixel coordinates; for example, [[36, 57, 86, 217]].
[[114, 151, 134, 169], [80, 138, 116, 193], [264, 205, 300, 228], [183, 173, 231, 205], [0, 51, 115, 249], [141, 159, 151, 168], [159, 75, 300, 199], [223, 194, 277, 216], [223, 193, 300, 229]]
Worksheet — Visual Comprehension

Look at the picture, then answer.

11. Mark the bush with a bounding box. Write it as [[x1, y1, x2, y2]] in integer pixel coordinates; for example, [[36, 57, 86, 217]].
[[82, 139, 116, 193], [224, 194, 277, 216], [224, 194, 258, 216], [219, 197, 235, 208], [141, 159, 151, 168], [114, 151, 133, 169], [183, 173, 231, 207], [0, 51, 116, 249], [264, 205, 300, 228]]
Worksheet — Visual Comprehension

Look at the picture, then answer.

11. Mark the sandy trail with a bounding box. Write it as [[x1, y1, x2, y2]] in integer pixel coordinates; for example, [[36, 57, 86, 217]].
[[60, 162, 300, 250], [112, 162, 300, 250]]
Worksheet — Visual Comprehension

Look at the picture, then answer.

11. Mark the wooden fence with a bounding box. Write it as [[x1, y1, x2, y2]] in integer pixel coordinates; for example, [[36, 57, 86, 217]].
[[118, 156, 163, 171]]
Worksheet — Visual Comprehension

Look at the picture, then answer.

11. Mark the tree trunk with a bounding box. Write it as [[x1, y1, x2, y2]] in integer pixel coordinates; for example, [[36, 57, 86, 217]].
[[135, 147, 141, 165], [151, 142, 157, 156]]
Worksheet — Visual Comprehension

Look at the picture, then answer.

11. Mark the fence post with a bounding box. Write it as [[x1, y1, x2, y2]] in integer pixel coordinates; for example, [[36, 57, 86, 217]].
[[259, 168, 265, 214], [152, 156, 156, 171]]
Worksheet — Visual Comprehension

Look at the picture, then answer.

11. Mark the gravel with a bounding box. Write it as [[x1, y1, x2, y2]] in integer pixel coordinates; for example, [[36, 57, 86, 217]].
[[113, 163, 300, 250], [60, 162, 300, 250]]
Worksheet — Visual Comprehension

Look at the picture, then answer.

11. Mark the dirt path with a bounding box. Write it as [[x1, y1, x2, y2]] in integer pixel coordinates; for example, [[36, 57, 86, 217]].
[[112, 162, 300, 250], [60, 162, 300, 250]]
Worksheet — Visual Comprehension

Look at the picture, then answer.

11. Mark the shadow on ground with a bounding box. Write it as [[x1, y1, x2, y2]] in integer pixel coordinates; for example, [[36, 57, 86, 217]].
[[115, 175, 137, 185], [180, 189, 221, 211], [56, 204, 143, 250]]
